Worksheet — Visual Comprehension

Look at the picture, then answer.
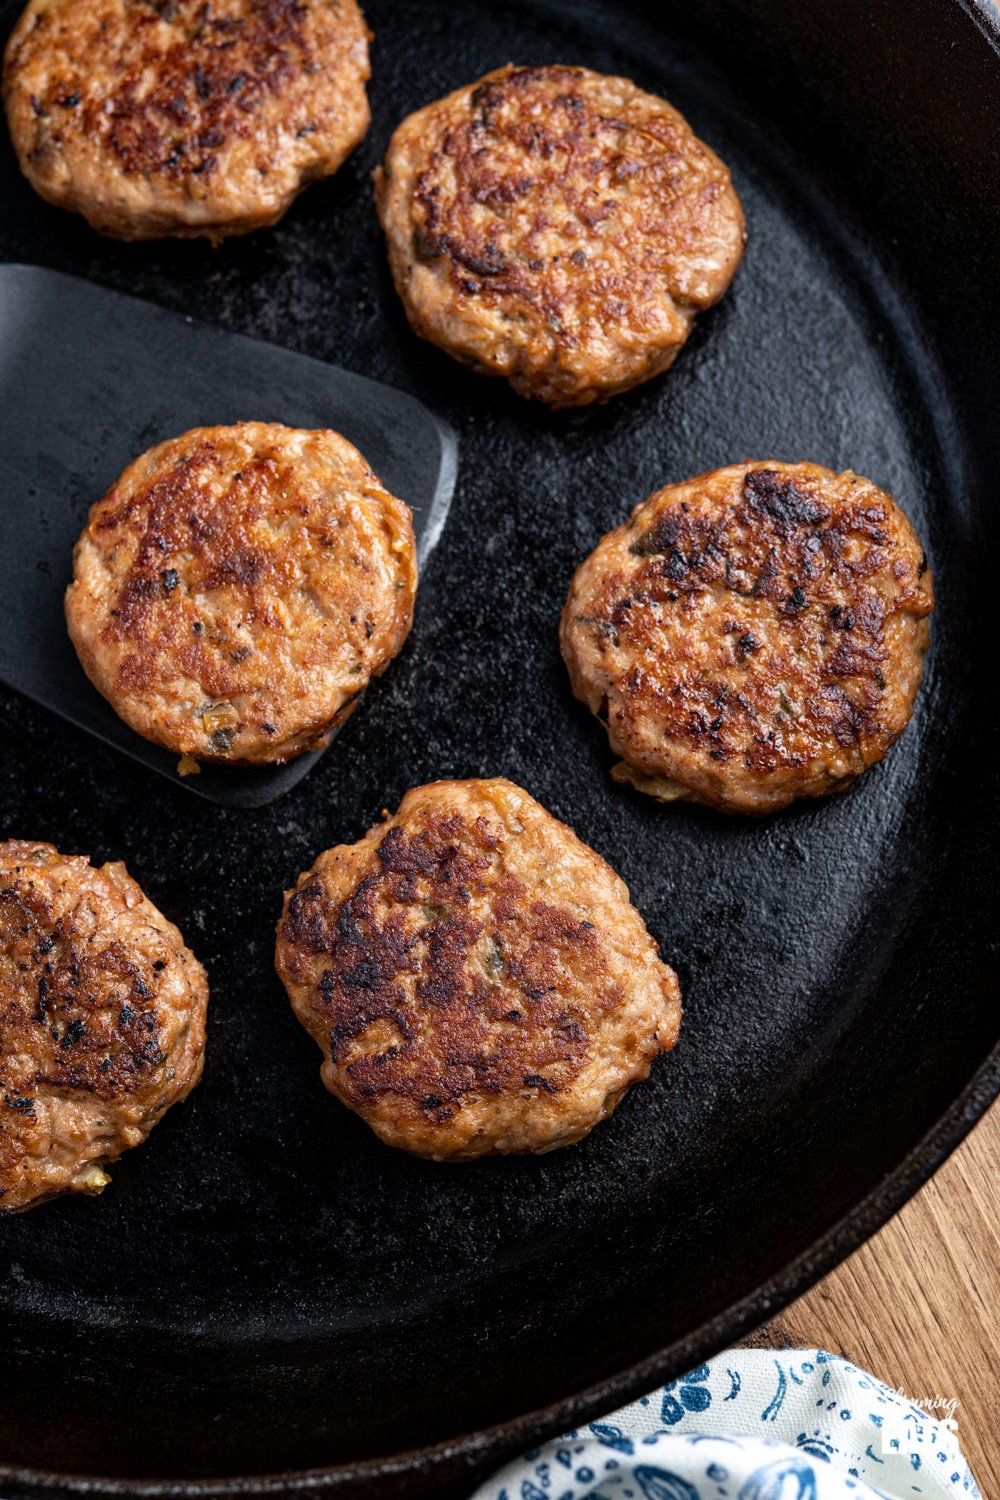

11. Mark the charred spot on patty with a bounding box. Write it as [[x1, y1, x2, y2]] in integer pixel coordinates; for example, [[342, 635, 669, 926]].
[[742, 468, 831, 532]]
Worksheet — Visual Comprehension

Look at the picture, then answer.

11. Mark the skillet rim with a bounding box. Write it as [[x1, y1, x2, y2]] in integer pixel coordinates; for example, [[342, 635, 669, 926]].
[[2, 992, 997, 1495]]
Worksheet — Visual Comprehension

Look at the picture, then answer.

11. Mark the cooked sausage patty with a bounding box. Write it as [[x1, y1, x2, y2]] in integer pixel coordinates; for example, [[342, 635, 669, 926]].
[[561, 462, 934, 815], [65, 422, 417, 768], [0, 840, 208, 1213], [375, 63, 745, 408], [3, 0, 371, 241], [275, 778, 681, 1158]]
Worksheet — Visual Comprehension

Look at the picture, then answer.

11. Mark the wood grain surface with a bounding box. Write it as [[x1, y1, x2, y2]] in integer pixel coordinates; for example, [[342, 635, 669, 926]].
[[745, 1098, 999, 1496]]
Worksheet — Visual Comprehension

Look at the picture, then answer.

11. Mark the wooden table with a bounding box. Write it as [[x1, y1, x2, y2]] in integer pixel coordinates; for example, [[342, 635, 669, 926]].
[[745, 1098, 999, 1496]]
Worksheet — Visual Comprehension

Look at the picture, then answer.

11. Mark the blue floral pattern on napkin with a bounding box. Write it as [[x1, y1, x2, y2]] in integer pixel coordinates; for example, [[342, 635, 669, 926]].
[[474, 1351, 979, 1500]]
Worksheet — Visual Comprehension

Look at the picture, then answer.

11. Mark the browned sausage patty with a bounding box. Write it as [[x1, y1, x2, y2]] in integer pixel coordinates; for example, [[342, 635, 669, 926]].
[[561, 463, 934, 815], [3, 0, 371, 241], [65, 423, 417, 768], [0, 840, 208, 1213], [375, 64, 745, 408], [275, 778, 681, 1159]]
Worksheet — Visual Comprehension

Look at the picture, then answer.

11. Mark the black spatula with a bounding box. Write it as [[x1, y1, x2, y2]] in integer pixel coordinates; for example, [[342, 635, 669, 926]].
[[0, 264, 457, 808]]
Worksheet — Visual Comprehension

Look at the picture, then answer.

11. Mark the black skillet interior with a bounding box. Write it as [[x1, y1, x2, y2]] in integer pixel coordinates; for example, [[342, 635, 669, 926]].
[[0, 0, 998, 1496]]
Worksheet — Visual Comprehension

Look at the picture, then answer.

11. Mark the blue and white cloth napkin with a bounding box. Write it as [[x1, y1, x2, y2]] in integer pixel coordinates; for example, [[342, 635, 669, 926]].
[[474, 1350, 980, 1500]]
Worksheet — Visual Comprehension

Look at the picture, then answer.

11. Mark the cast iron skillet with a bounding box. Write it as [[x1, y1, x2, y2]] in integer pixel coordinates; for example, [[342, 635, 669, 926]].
[[0, 0, 998, 1496]]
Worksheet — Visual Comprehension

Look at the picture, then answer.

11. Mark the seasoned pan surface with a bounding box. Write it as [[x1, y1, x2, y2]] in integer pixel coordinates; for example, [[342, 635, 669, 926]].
[[0, 0, 997, 1495]]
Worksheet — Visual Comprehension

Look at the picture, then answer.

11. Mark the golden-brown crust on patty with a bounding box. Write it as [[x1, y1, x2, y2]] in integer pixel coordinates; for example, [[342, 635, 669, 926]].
[[3, 0, 371, 241], [275, 778, 681, 1159], [375, 63, 745, 408], [561, 462, 934, 815], [65, 422, 417, 767], [0, 840, 208, 1213]]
